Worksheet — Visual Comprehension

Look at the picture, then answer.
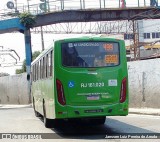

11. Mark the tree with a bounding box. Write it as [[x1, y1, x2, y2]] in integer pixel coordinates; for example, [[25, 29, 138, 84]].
[[16, 51, 41, 74], [19, 12, 36, 29], [32, 51, 41, 61]]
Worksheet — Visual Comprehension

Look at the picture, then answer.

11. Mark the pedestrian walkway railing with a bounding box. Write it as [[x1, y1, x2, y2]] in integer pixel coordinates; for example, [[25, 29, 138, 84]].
[[0, 0, 159, 20]]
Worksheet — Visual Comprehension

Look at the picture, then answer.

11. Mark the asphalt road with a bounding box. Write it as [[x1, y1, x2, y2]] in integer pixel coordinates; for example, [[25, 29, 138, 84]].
[[0, 106, 160, 142]]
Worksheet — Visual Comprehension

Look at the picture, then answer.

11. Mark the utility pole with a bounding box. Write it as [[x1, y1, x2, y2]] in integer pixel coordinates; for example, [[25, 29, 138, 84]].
[[132, 20, 139, 60], [40, 26, 45, 51], [27, 0, 30, 12], [14, 0, 18, 12], [144, 0, 146, 6], [24, 29, 32, 103], [80, 0, 85, 9]]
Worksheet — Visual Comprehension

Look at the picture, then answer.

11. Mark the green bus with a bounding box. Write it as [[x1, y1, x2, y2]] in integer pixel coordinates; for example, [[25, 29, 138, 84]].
[[31, 36, 128, 128]]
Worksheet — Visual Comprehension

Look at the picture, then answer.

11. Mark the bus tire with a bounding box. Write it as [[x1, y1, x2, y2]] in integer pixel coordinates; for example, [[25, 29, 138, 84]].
[[43, 102, 57, 128], [33, 98, 41, 117]]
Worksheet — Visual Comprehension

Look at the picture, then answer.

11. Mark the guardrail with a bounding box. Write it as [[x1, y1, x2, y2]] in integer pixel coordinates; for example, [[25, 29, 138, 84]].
[[0, 0, 159, 20]]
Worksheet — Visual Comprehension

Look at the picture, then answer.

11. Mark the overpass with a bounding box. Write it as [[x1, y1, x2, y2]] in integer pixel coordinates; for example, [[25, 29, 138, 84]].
[[0, 0, 160, 103]]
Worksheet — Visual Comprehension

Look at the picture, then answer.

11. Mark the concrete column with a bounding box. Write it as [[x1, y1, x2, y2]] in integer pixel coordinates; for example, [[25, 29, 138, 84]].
[[24, 29, 32, 103]]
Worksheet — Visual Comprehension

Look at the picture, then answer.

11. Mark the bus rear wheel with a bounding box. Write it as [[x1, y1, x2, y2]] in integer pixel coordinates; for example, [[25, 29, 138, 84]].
[[43, 102, 58, 128]]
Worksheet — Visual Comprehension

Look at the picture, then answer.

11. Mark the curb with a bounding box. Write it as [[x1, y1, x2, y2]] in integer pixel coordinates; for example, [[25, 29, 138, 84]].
[[129, 108, 160, 116], [129, 111, 160, 116], [0, 104, 32, 109]]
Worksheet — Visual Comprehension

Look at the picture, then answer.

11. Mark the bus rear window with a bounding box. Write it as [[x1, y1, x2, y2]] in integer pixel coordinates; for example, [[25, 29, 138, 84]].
[[62, 42, 119, 68]]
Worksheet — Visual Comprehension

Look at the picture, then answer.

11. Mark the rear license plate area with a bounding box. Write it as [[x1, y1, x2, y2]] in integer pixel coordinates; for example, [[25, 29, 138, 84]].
[[84, 109, 103, 113], [87, 95, 100, 100]]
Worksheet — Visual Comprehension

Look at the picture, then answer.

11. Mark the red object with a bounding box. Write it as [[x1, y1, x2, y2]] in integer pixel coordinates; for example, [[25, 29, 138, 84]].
[[121, 0, 126, 8], [56, 79, 66, 105], [120, 77, 127, 103]]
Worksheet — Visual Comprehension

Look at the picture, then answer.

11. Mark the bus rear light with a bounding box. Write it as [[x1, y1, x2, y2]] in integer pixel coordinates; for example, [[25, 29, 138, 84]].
[[56, 79, 66, 105], [120, 77, 127, 103]]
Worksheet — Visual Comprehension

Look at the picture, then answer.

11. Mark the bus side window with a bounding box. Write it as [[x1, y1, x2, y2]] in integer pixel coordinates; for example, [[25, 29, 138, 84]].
[[36, 63, 37, 81], [37, 62, 39, 80], [46, 54, 48, 78], [38, 61, 40, 80], [44, 56, 46, 79], [34, 65, 35, 81], [40, 60, 41, 79], [32, 66, 33, 81], [41, 59, 43, 79], [42, 57, 45, 79], [48, 53, 50, 77], [31, 66, 32, 82], [34, 64, 36, 81], [50, 51, 53, 77]]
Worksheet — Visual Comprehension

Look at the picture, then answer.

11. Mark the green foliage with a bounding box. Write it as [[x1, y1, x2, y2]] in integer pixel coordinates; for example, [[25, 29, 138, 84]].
[[32, 51, 41, 61], [16, 51, 41, 74], [19, 12, 36, 29], [15, 69, 24, 74]]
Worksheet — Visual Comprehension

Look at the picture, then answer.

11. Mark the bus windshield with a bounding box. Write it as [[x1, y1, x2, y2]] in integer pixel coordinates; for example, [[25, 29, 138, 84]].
[[62, 41, 119, 68]]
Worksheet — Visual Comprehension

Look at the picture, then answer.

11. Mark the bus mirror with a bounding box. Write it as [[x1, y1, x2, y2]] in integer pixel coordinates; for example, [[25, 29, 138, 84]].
[[27, 74, 30, 81]]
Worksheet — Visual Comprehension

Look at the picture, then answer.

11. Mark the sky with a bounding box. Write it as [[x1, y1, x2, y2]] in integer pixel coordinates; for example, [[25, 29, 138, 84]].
[[0, 0, 158, 75]]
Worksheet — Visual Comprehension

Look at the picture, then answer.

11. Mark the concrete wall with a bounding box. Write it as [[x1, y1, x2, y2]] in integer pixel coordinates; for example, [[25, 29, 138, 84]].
[[140, 49, 160, 58], [1, 59, 160, 108], [0, 73, 29, 104], [128, 58, 160, 108]]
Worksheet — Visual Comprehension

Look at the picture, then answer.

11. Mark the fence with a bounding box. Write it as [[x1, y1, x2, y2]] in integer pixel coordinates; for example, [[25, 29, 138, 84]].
[[0, 0, 158, 20]]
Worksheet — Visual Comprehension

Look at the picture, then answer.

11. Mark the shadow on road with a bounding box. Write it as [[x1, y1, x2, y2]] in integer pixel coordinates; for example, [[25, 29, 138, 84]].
[[47, 117, 156, 139], [52, 120, 111, 139]]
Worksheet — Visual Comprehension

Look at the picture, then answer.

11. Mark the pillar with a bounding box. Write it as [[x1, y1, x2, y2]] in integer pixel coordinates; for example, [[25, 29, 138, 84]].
[[24, 29, 32, 103]]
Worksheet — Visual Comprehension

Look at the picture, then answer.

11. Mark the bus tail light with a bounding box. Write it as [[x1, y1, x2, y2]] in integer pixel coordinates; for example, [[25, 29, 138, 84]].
[[56, 79, 66, 105], [120, 77, 127, 103]]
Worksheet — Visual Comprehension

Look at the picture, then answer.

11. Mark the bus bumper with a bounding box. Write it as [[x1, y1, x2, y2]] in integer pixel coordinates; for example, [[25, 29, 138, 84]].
[[56, 103, 128, 119]]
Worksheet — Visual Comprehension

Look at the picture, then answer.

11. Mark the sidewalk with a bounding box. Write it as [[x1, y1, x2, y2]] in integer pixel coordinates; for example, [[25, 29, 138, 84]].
[[0, 105, 160, 116], [0, 104, 32, 109], [129, 108, 160, 116]]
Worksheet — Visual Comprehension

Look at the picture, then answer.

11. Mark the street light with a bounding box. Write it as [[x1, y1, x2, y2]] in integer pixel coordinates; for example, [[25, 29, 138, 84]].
[[27, 0, 29, 12], [27, 0, 31, 12]]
